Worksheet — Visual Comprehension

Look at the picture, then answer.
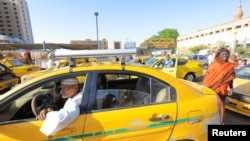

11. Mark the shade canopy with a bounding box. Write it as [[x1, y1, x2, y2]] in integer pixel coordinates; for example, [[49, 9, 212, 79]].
[[0, 43, 98, 50]]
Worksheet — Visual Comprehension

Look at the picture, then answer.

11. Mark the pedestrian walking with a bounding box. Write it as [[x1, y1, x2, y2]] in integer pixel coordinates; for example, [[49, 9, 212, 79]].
[[202, 47, 235, 125]]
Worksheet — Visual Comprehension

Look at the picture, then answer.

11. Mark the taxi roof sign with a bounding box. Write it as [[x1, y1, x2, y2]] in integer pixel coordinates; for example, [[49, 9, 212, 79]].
[[51, 49, 137, 58]]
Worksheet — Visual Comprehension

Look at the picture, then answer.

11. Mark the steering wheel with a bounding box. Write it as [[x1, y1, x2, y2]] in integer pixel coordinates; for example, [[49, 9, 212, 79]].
[[31, 94, 58, 117]]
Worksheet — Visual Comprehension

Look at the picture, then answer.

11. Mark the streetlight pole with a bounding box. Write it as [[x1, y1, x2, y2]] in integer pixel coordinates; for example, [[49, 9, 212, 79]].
[[94, 12, 100, 49]]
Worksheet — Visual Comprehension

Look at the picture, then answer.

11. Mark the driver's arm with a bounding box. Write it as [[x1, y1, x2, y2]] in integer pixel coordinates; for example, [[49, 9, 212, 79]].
[[36, 108, 53, 121], [39, 101, 80, 136]]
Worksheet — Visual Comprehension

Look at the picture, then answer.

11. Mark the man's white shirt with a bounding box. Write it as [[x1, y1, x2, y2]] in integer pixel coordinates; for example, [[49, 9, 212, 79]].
[[40, 91, 82, 136], [164, 59, 173, 67]]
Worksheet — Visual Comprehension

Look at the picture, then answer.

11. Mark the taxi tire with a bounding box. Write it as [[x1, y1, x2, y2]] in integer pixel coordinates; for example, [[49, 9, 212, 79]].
[[184, 73, 195, 81]]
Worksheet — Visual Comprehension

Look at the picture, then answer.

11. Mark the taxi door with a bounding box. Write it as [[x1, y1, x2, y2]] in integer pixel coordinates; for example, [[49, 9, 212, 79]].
[[158, 58, 177, 78], [82, 74, 177, 141], [0, 73, 89, 141], [83, 103, 177, 141], [0, 117, 86, 141], [175, 58, 189, 79]]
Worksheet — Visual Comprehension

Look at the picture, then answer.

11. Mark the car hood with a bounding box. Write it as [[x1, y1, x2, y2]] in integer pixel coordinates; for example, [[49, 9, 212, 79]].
[[233, 77, 250, 95]]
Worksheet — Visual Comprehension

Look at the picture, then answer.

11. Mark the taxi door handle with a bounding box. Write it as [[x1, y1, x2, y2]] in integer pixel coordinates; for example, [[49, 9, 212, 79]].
[[149, 114, 169, 121], [48, 128, 76, 139], [56, 128, 76, 135]]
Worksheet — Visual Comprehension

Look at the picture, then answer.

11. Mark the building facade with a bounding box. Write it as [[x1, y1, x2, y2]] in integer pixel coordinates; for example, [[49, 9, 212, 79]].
[[124, 41, 136, 49], [70, 39, 108, 49], [0, 0, 33, 43], [177, 2, 250, 54], [114, 41, 121, 49]]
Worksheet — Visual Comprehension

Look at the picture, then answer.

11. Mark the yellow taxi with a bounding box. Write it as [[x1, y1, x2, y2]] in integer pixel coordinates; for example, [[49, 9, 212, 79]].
[[0, 63, 20, 93], [225, 64, 250, 117], [20, 58, 70, 83], [145, 56, 203, 81], [0, 58, 40, 77], [0, 49, 221, 141]]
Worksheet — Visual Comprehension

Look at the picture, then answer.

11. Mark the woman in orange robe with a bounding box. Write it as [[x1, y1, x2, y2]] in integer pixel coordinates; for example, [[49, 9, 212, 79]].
[[202, 47, 235, 124]]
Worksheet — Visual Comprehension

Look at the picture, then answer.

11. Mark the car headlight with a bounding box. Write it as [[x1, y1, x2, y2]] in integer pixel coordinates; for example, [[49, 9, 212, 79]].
[[241, 95, 250, 103]]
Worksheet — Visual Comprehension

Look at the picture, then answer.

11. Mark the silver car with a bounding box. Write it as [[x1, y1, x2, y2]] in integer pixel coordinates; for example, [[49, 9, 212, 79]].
[[189, 54, 209, 69]]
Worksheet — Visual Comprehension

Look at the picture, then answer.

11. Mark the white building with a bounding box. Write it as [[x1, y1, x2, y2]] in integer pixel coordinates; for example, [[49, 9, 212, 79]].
[[177, 2, 250, 54]]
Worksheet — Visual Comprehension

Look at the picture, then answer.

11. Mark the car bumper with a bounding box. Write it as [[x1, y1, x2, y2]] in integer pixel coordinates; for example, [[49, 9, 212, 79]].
[[225, 97, 250, 117]]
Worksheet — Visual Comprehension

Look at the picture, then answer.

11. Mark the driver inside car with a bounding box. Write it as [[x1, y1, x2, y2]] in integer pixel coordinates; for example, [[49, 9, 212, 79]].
[[36, 77, 82, 136]]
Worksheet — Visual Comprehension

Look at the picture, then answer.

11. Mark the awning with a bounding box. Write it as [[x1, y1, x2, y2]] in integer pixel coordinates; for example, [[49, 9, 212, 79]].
[[0, 43, 98, 50]]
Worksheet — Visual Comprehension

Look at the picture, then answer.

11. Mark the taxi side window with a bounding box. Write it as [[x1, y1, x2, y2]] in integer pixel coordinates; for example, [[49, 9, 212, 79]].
[[177, 58, 187, 65], [151, 79, 176, 103], [160, 58, 176, 68], [95, 73, 176, 110], [0, 73, 87, 122], [96, 89, 149, 109], [172, 58, 176, 66]]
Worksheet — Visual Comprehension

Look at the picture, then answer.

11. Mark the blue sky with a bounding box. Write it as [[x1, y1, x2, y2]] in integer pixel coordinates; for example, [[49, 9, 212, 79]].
[[26, 0, 250, 48]]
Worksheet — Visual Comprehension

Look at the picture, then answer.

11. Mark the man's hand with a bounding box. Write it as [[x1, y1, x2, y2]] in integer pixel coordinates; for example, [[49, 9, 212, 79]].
[[228, 88, 233, 96], [36, 108, 52, 121]]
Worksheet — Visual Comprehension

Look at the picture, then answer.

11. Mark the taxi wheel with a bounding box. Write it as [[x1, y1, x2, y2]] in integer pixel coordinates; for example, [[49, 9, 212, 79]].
[[31, 94, 56, 117], [184, 73, 195, 81]]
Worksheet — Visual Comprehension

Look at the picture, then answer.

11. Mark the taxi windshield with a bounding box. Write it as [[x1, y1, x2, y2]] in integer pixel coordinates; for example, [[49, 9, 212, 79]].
[[235, 64, 250, 79], [9, 59, 25, 67], [144, 57, 159, 66]]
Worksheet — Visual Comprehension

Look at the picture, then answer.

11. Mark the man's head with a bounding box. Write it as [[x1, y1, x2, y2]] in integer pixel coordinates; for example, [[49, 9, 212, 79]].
[[166, 54, 171, 59], [60, 77, 79, 98]]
